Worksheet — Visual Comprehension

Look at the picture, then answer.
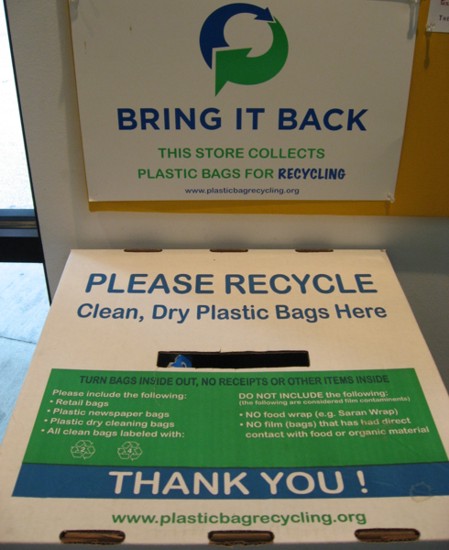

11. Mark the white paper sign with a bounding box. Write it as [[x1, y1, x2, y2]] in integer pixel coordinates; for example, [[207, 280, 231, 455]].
[[427, 0, 449, 33], [69, 0, 418, 202]]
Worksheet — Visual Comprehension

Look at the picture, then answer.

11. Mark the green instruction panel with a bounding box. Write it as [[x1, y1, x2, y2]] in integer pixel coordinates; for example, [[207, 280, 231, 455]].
[[23, 368, 446, 468]]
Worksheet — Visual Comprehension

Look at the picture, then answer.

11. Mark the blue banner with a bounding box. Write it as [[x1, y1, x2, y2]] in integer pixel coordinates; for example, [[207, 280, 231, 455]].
[[13, 462, 449, 499]]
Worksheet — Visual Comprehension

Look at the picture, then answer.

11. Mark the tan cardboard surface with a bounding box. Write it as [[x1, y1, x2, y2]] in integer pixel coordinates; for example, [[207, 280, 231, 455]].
[[1, 250, 448, 547]]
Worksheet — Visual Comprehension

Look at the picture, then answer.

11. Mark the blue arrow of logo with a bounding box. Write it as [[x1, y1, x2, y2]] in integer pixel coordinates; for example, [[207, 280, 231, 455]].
[[200, 3, 273, 69]]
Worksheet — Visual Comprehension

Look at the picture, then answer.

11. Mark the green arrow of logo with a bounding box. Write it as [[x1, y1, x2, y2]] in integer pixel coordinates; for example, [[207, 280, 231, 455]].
[[215, 18, 288, 95]]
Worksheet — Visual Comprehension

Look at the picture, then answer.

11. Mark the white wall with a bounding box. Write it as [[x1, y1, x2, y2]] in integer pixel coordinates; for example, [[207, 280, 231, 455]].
[[6, 0, 449, 388]]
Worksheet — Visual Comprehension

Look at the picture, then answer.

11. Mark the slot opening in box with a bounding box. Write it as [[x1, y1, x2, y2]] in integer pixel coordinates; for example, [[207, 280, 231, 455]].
[[60, 530, 125, 545], [354, 528, 420, 543], [157, 350, 310, 369], [208, 530, 274, 545]]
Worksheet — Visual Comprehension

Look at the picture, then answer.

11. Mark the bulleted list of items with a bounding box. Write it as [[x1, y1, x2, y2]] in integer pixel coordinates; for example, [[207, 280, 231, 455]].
[[23, 368, 446, 469]]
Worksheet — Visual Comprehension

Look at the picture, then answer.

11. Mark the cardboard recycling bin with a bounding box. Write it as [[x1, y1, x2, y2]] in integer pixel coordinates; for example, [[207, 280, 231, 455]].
[[1, 249, 448, 548]]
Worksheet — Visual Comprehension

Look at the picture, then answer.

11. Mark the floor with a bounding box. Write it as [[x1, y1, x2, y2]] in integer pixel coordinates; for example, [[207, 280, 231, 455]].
[[0, 263, 49, 442]]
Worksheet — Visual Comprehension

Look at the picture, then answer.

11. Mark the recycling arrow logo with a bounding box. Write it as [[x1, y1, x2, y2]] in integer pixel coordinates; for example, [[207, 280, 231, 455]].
[[200, 3, 289, 95]]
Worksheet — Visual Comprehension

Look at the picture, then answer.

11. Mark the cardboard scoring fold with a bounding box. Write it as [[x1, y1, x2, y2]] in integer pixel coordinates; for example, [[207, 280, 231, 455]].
[[0, 249, 448, 548]]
